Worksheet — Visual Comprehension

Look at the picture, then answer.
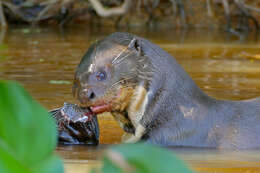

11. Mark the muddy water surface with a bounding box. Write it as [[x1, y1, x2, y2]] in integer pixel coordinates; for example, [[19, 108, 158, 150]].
[[1, 26, 260, 173]]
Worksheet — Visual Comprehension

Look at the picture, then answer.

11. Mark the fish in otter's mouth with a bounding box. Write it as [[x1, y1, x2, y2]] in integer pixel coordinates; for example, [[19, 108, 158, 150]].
[[49, 102, 99, 145]]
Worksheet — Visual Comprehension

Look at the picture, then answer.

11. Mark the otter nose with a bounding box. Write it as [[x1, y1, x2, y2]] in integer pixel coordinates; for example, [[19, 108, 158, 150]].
[[80, 88, 95, 101]]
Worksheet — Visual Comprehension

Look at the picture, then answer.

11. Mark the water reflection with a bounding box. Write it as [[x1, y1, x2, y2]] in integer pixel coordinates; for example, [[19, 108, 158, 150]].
[[58, 145, 260, 173]]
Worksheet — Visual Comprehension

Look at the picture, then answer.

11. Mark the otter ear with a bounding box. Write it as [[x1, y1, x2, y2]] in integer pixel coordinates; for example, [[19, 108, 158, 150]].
[[128, 38, 142, 56]]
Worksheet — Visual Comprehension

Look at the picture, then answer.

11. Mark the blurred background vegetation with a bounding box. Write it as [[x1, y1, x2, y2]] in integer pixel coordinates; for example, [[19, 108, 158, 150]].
[[1, 0, 260, 34]]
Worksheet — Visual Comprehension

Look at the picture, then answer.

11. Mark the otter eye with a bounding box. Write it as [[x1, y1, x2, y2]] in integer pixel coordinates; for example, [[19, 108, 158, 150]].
[[96, 71, 107, 81]]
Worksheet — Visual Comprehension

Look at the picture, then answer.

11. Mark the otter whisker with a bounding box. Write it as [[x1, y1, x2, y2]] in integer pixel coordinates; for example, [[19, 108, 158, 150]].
[[110, 77, 136, 88], [93, 43, 98, 62], [105, 83, 136, 99], [137, 70, 154, 76], [138, 76, 153, 82], [137, 57, 146, 62], [112, 51, 134, 65], [106, 84, 136, 96], [111, 47, 128, 64], [112, 38, 136, 64], [104, 83, 134, 96]]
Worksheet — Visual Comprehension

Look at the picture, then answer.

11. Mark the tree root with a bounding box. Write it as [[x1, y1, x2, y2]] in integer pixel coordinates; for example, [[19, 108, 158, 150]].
[[143, 0, 160, 25], [0, 1, 7, 27], [234, 0, 259, 31], [244, 4, 260, 13], [170, 0, 187, 27], [0, 0, 259, 32], [222, 0, 231, 30], [88, 0, 132, 17], [206, 0, 213, 17]]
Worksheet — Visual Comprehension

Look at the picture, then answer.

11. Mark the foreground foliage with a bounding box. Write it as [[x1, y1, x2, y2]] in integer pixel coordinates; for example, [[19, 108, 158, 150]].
[[100, 143, 194, 173], [0, 81, 63, 173]]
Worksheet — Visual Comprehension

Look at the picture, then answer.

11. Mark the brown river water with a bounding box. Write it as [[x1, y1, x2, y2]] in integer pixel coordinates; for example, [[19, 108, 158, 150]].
[[0, 25, 260, 173]]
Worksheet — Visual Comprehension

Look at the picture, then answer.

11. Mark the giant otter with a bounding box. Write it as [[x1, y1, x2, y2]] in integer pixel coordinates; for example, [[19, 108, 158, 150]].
[[73, 32, 260, 149]]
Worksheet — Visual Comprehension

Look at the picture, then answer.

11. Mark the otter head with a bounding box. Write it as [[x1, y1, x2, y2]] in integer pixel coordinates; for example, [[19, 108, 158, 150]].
[[73, 33, 151, 115]]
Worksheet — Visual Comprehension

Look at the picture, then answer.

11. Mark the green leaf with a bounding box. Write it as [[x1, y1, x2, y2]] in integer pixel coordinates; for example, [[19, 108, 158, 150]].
[[0, 81, 64, 173], [102, 157, 123, 173], [102, 143, 194, 173], [21, 28, 31, 34], [49, 80, 71, 85]]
